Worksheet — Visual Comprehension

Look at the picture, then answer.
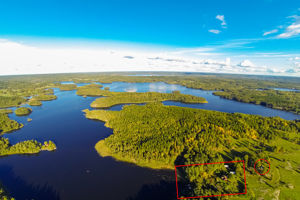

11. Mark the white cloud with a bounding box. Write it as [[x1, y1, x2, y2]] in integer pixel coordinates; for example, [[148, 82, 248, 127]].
[[263, 29, 278, 36], [237, 60, 255, 68], [276, 15, 300, 38], [0, 38, 298, 76], [209, 29, 221, 34], [216, 15, 226, 27]]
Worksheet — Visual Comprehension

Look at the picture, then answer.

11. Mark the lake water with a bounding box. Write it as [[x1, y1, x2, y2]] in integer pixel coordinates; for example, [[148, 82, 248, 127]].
[[1, 82, 299, 200]]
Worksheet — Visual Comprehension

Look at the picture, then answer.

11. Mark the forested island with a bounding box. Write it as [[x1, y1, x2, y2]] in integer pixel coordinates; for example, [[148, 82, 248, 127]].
[[89, 90, 207, 108], [84, 103, 300, 199], [58, 83, 77, 91], [0, 138, 56, 156], [14, 107, 32, 116]]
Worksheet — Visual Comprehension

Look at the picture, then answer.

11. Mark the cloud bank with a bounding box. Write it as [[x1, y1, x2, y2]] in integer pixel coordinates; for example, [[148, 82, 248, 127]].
[[0, 39, 298, 76]]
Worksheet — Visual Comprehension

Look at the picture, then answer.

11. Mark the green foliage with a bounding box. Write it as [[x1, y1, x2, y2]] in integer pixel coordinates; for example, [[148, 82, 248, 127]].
[[0, 109, 12, 114], [32, 94, 57, 101], [0, 137, 56, 156], [14, 107, 32, 116], [0, 181, 14, 200], [58, 84, 77, 91], [0, 96, 25, 108], [104, 87, 110, 90], [214, 89, 300, 114], [76, 84, 103, 96], [85, 103, 300, 198], [0, 114, 23, 134], [28, 100, 42, 106], [89, 89, 207, 108]]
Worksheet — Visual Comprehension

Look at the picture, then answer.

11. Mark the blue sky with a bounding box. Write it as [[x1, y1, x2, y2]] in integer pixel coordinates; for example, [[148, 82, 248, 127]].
[[0, 0, 300, 75]]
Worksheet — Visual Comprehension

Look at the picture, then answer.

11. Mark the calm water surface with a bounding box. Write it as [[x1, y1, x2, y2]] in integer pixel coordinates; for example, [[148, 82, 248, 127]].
[[1, 82, 299, 200]]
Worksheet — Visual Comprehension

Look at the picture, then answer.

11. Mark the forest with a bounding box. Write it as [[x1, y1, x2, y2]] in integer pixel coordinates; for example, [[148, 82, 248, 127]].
[[84, 103, 300, 199], [87, 89, 207, 108], [0, 114, 23, 135], [58, 83, 77, 91], [214, 89, 300, 114], [0, 137, 56, 156], [0, 73, 299, 114], [14, 107, 32, 116]]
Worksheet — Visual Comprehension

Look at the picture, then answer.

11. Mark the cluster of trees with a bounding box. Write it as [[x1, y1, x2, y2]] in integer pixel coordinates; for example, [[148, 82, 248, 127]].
[[76, 84, 103, 96], [14, 107, 32, 116], [28, 99, 42, 106], [87, 89, 207, 108], [0, 137, 56, 156], [214, 89, 300, 114], [31, 94, 57, 101], [0, 96, 25, 108], [0, 73, 299, 114], [84, 103, 300, 198], [0, 181, 14, 200], [58, 83, 77, 91], [0, 109, 12, 114], [0, 114, 23, 135]]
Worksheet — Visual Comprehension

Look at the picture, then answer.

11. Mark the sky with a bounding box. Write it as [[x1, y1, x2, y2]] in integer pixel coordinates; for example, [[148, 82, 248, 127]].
[[0, 0, 300, 76]]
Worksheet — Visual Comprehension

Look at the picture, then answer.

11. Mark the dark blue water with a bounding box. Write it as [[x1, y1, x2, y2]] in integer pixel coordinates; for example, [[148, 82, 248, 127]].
[[1, 82, 299, 200]]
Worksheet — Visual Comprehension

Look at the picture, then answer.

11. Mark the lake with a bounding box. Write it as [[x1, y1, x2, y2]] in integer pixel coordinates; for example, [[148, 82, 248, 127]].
[[1, 82, 299, 200]]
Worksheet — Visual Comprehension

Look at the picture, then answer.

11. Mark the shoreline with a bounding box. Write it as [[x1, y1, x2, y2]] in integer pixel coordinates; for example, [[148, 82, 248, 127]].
[[95, 140, 174, 170]]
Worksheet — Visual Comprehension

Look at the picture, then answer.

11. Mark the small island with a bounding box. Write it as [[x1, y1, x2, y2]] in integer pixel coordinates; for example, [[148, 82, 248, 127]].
[[76, 84, 104, 96], [58, 83, 77, 91], [78, 87, 208, 108], [14, 107, 32, 116], [31, 94, 57, 101], [0, 137, 57, 156], [28, 99, 42, 106]]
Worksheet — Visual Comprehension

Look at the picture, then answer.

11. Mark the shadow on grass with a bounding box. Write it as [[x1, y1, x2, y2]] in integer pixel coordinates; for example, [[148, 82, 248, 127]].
[[0, 165, 60, 200]]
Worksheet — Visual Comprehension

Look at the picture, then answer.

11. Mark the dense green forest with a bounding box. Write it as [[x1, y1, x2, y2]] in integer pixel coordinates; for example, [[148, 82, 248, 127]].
[[0, 73, 299, 113], [58, 83, 77, 91], [0, 137, 56, 156], [84, 103, 300, 199], [28, 99, 42, 106], [214, 89, 300, 114], [76, 84, 103, 96], [0, 114, 23, 135], [14, 107, 32, 116], [31, 94, 57, 101], [86, 89, 207, 108]]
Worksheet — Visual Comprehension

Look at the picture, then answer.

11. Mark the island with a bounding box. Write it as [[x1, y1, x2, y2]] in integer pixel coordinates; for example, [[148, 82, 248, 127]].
[[77, 85, 207, 108], [0, 137, 56, 156], [76, 84, 103, 96], [31, 94, 57, 101], [28, 99, 42, 106], [58, 83, 77, 91], [14, 107, 32, 116]]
